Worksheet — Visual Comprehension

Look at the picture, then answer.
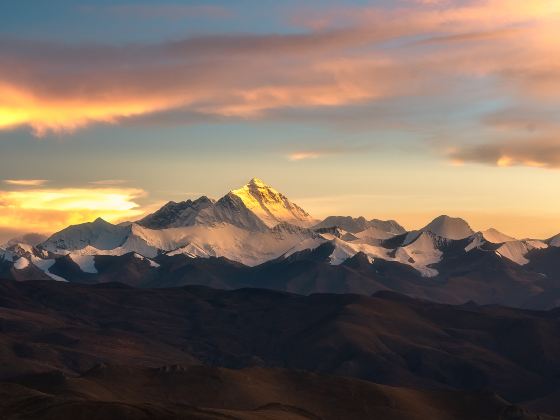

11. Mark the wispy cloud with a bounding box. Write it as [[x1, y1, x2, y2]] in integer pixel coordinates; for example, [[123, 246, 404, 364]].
[[4, 232, 48, 247], [89, 179, 127, 186], [288, 143, 372, 161], [4, 179, 48, 187], [288, 151, 323, 161]]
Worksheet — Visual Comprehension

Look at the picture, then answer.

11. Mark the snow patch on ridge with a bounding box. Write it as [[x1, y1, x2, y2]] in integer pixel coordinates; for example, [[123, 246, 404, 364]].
[[284, 232, 443, 277], [133, 253, 160, 268], [31, 257, 67, 282], [70, 254, 98, 274], [397, 231, 444, 277], [495, 240, 548, 265], [13, 257, 29, 270]]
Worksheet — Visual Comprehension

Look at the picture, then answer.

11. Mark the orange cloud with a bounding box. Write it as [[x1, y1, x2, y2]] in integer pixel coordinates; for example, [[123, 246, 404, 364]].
[[0, 82, 190, 135], [4, 179, 48, 187], [288, 152, 322, 161], [0, 187, 147, 235]]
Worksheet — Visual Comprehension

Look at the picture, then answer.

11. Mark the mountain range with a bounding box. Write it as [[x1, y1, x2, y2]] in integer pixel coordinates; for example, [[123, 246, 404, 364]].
[[2, 179, 560, 419], [1, 178, 560, 309]]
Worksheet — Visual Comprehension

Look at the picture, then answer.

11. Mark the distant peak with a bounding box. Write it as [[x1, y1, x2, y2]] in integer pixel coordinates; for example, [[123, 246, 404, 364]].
[[481, 228, 517, 243], [93, 217, 108, 224], [422, 215, 474, 240], [433, 215, 459, 222], [248, 177, 268, 187], [229, 178, 315, 228], [193, 195, 214, 204], [429, 215, 469, 225]]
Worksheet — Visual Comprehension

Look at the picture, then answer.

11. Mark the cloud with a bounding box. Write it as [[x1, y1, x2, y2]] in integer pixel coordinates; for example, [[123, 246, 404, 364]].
[[0, 186, 147, 236], [482, 107, 560, 133], [4, 232, 48, 247], [286, 143, 372, 162], [0, 0, 559, 170], [287, 144, 371, 161], [288, 151, 323, 161], [4, 179, 48, 187], [448, 139, 560, 168]]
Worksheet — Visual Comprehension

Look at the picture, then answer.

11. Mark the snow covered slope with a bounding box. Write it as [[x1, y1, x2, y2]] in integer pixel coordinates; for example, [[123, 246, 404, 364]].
[[41, 217, 317, 267], [354, 226, 400, 243], [230, 178, 316, 228], [165, 223, 316, 266], [69, 254, 98, 274], [30, 257, 67, 281], [495, 240, 548, 265], [481, 228, 517, 244], [283, 229, 446, 277], [465, 230, 548, 266], [41, 218, 130, 253], [394, 231, 447, 277], [369, 219, 406, 235]]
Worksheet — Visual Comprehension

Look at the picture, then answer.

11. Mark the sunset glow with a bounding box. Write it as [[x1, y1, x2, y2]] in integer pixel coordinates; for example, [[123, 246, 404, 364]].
[[3, 4, 560, 415], [0, 0, 559, 240], [0, 187, 146, 236]]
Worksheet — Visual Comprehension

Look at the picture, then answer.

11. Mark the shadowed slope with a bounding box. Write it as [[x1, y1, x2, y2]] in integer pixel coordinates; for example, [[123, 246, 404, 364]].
[[1, 365, 554, 420], [1, 280, 560, 416]]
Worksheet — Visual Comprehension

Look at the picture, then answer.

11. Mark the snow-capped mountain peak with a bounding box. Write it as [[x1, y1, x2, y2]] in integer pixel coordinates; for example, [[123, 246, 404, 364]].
[[480, 228, 517, 244], [137, 178, 314, 231], [421, 215, 474, 240], [229, 178, 316, 228], [248, 177, 267, 187], [40, 218, 131, 253]]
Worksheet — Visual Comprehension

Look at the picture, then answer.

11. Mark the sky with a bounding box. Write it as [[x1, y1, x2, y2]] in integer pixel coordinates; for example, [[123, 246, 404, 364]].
[[1, 0, 560, 241]]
